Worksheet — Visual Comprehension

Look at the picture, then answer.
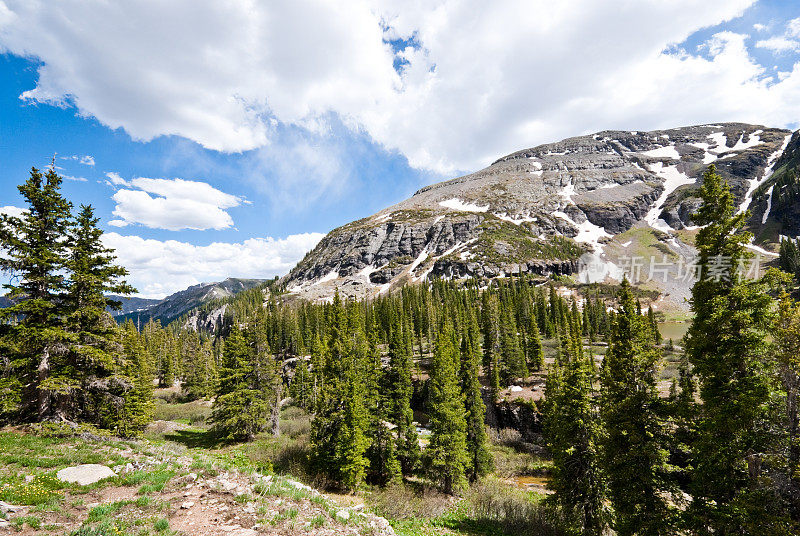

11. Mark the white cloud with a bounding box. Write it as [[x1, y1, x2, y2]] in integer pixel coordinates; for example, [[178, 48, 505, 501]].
[[0, 205, 25, 218], [1, 0, 798, 175], [789, 17, 800, 38], [62, 175, 87, 182], [62, 154, 94, 166], [756, 36, 800, 53], [108, 176, 245, 231], [102, 231, 324, 298], [753, 23, 768, 32], [105, 171, 128, 187]]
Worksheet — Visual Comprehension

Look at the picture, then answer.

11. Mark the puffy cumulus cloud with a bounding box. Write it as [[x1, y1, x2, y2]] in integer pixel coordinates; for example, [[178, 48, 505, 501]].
[[102, 231, 324, 298], [0, 0, 398, 153], [107, 176, 245, 231], [2, 0, 799, 175]]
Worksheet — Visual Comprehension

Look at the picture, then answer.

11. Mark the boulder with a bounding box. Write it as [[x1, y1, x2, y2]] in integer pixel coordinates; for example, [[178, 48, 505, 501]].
[[56, 464, 116, 486]]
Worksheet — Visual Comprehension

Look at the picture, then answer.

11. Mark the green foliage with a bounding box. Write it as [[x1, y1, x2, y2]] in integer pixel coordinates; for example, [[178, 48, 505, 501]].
[[427, 320, 468, 494], [686, 165, 785, 533], [0, 169, 137, 429], [601, 279, 675, 535], [211, 325, 276, 441], [544, 318, 606, 535]]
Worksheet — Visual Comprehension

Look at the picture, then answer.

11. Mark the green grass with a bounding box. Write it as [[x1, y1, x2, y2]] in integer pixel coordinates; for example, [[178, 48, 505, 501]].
[[87, 501, 130, 522], [153, 399, 211, 425]]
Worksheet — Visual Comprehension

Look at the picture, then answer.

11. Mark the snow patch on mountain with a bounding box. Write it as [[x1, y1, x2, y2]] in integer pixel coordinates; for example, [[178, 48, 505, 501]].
[[641, 145, 680, 159], [438, 198, 489, 212], [644, 163, 695, 232]]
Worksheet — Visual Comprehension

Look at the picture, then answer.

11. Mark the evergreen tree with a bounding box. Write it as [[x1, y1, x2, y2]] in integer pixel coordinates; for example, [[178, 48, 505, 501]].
[[66, 204, 137, 423], [427, 320, 468, 494], [685, 165, 780, 533], [211, 326, 272, 441], [0, 167, 73, 421], [116, 320, 154, 435], [526, 314, 544, 372], [544, 321, 607, 535], [461, 310, 492, 482], [386, 316, 419, 474], [601, 279, 674, 535], [500, 306, 527, 384], [772, 292, 800, 522]]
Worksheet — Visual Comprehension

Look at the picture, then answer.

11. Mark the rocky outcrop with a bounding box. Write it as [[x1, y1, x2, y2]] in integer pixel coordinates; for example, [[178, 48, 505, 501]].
[[282, 123, 795, 302]]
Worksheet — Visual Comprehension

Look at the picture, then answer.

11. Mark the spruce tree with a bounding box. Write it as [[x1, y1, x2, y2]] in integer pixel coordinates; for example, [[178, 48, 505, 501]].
[[527, 313, 544, 372], [461, 310, 492, 482], [211, 326, 271, 441], [66, 204, 136, 423], [386, 316, 419, 474], [772, 292, 800, 522], [685, 165, 779, 533], [427, 320, 468, 494], [116, 320, 154, 435], [544, 320, 607, 535], [0, 167, 73, 421], [601, 279, 674, 535]]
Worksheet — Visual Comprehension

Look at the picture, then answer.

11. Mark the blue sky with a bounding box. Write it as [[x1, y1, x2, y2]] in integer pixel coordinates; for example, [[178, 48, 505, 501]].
[[1, 0, 799, 297]]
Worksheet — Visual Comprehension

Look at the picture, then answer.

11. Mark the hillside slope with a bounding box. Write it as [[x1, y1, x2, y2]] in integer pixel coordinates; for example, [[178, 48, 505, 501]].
[[283, 123, 796, 311], [115, 278, 267, 325]]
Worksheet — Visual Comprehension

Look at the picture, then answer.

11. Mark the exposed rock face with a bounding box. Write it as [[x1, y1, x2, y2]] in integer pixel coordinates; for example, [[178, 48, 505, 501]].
[[116, 278, 266, 325], [282, 123, 794, 303]]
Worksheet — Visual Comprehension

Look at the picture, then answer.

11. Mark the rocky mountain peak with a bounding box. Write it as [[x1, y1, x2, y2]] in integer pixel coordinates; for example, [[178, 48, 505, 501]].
[[282, 123, 796, 311]]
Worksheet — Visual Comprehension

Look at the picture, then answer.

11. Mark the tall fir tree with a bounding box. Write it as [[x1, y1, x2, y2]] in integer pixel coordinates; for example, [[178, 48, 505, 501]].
[[0, 167, 73, 421], [685, 164, 780, 533], [544, 320, 607, 535], [65, 204, 136, 423], [386, 315, 419, 474], [601, 279, 674, 535], [211, 326, 272, 441], [460, 310, 492, 482], [427, 320, 468, 494]]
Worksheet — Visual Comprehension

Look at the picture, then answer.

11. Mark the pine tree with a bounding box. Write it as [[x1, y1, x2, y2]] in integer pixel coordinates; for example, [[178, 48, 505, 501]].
[[601, 279, 674, 535], [500, 306, 527, 384], [685, 165, 780, 533], [772, 292, 800, 521], [526, 314, 544, 372], [211, 326, 272, 441], [0, 167, 73, 421], [65, 204, 137, 423], [544, 320, 607, 535], [427, 320, 468, 494], [647, 306, 662, 345], [116, 320, 154, 435], [386, 316, 419, 474], [461, 310, 492, 482]]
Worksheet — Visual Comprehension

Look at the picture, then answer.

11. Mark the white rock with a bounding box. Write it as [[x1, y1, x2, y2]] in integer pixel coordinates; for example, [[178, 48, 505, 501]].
[[180, 501, 195, 509], [56, 464, 116, 486], [510, 385, 523, 392], [336, 509, 351, 522], [0, 501, 26, 514]]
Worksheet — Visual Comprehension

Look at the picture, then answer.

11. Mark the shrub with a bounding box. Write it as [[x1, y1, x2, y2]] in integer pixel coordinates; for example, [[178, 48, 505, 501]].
[[464, 479, 572, 536]]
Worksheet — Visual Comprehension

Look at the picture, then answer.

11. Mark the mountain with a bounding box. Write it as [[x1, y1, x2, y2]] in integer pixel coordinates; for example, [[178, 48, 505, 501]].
[[115, 277, 267, 325], [282, 123, 798, 313], [107, 295, 161, 315]]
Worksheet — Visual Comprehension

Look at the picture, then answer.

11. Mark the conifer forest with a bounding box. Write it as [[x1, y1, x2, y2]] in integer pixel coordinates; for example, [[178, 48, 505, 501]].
[[3, 164, 800, 535]]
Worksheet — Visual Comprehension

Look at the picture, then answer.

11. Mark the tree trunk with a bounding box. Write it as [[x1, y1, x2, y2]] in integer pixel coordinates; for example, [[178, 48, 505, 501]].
[[37, 346, 50, 420]]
